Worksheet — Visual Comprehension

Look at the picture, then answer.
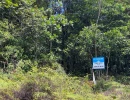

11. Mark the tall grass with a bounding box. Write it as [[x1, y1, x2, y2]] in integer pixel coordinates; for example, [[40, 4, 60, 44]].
[[0, 63, 124, 100]]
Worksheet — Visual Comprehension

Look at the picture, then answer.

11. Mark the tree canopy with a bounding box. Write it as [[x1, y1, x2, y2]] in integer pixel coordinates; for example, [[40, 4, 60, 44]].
[[0, 0, 130, 76]]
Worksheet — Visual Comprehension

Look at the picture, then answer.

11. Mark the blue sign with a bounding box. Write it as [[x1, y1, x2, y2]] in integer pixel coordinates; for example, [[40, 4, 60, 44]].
[[93, 57, 105, 69]]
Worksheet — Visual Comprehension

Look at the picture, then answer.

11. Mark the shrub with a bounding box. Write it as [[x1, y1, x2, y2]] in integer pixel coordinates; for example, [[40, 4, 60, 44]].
[[93, 78, 111, 92], [116, 76, 130, 85], [17, 60, 32, 73], [0, 63, 112, 100], [0, 91, 13, 100], [14, 82, 37, 100]]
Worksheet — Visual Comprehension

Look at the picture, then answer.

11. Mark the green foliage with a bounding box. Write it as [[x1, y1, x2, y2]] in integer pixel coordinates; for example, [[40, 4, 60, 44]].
[[93, 78, 111, 92], [116, 76, 130, 85], [0, 64, 112, 100], [0, 63, 130, 100], [17, 60, 32, 73], [0, 0, 130, 99], [0, 0, 130, 77]]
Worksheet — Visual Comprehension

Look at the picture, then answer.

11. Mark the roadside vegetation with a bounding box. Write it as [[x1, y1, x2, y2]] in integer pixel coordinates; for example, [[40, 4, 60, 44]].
[[0, 0, 130, 100], [0, 63, 130, 100]]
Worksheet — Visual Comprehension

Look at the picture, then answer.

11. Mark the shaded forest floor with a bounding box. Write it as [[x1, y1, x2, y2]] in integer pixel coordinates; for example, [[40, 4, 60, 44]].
[[0, 63, 130, 100]]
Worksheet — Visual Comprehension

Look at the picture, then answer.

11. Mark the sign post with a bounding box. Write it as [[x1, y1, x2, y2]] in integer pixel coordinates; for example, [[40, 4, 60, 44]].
[[92, 57, 105, 84], [93, 71, 96, 85]]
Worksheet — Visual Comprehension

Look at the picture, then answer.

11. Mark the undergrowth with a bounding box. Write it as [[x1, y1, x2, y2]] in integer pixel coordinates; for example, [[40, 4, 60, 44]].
[[93, 76, 130, 100], [0, 63, 129, 100]]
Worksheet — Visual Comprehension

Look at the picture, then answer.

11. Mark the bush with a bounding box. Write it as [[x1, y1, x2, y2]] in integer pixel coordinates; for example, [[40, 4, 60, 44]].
[[14, 73, 56, 100], [14, 82, 37, 100], [93, 78, 111, 92], [116, 75, 130, 85], [0, 63, 112, 100], [17, 60, 32, 73], [0, 91, 13, 100]]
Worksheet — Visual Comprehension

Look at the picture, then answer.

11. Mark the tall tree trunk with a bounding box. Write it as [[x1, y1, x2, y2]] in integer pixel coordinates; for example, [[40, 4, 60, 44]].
[[106, 52, 110, 79], [61, 26, 65, 66]]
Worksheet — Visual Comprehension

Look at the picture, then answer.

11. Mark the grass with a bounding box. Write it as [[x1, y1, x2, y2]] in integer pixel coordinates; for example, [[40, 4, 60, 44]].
[[94, 77, 130, 100], [0, 63, 129, 100]]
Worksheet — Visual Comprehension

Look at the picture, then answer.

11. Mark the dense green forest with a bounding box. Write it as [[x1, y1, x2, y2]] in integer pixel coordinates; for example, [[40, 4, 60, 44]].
[[0, 0, 130, 99], [0, 0, 130, 75]]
